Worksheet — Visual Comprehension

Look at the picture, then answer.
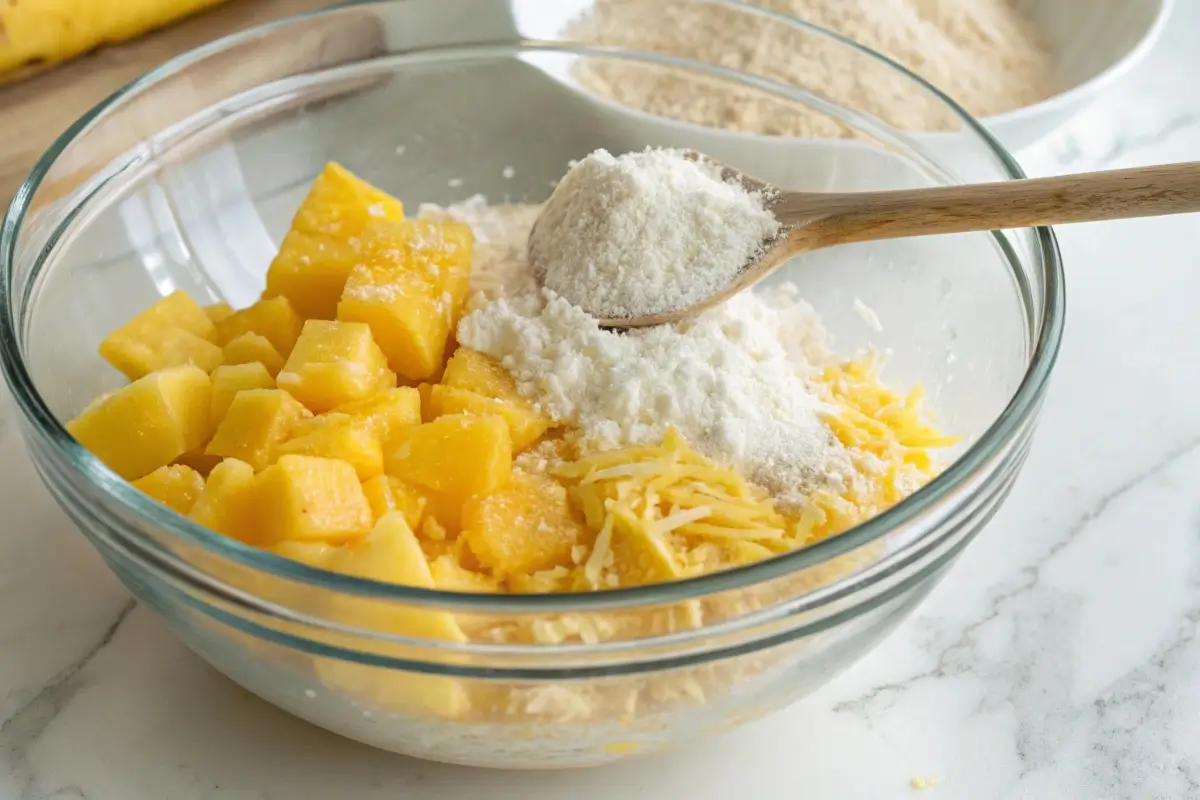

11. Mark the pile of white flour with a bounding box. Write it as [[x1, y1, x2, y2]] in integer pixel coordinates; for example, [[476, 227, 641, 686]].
[[527, 149, 780, 320], [430, 195, 850, 496]]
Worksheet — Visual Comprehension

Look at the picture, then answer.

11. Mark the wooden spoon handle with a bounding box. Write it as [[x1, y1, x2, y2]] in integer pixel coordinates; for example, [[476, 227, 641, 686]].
[[781, 162, 1200, 248]]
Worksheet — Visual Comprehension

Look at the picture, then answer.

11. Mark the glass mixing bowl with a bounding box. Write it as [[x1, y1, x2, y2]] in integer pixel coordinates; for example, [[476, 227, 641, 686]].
[[0, 0, 1063, 769]]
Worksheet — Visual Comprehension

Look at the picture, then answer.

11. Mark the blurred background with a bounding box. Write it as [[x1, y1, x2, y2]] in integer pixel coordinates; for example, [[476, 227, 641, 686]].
[[0, 0, 331, 203]]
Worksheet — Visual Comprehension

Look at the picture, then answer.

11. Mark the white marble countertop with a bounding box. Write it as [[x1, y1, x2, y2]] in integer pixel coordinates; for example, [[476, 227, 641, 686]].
[[4, 5, 1200, 799]]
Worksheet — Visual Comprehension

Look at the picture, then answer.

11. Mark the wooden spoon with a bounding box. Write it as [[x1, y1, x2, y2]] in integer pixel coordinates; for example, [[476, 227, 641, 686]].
[[579, 159, 1200, 328]]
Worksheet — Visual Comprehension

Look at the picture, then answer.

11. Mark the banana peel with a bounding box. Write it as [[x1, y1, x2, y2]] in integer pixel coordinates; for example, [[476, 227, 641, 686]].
[[0, 0, 228, 82]]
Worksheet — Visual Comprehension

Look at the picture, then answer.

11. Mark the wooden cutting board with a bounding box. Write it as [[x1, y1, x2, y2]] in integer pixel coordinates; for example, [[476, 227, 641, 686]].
[[0, 0, 332, 205]]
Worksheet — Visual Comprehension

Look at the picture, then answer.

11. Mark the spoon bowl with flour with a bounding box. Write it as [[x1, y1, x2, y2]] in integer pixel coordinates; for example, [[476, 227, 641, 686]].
[[529, 148, 1200, 328]]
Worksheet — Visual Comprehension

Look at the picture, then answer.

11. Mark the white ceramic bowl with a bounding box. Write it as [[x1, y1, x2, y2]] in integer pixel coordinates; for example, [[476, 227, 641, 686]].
[[525, 0, 1172, 153], [990, 0, 1172, 150]]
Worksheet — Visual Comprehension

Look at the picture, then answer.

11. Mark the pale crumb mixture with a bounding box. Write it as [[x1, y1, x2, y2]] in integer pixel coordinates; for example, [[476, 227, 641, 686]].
[[569, 0, 1058, 136]]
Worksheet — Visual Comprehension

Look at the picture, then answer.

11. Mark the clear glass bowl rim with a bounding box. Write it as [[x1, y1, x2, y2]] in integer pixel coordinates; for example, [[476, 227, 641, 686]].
[[0, 0, 1065, 614]]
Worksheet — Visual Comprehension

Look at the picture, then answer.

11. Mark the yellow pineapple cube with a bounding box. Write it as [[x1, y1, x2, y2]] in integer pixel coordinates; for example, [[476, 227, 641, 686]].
[[104, 290, 216, 343], [331, 386, 421, 445], [209, 362, 276, 429], [188, 458, 260, 543], [428, 384, 552, 452], [66, 365, 212, 480], [213, 295, 303, 357], [336, 220, 473, 382], [313, 511, 469, 718], [132, 464, 206, 515], [253, 454, 374, 543], [462, 470, 586, 577], [205, 389, 311, 471], [204, 302, 235, 324], [335, 512, 442, 587], [361, 474, 426, 529], [441, 348, 523, 401], [439, 348, 554, 450], [222, 332, 285, 377], [265, 233, 367, 322], [277, 320, 395, 412], [326, 512, 467, 637], [385, 414, 511, 506], [99, 292, 218, 379], [278, 414, 383, 480], [271, 540, 339, 569], [430, 554, 500, 593], [292, 162, 405, 238], [265, 163, 405, 320], [100, 325, 223, 381]]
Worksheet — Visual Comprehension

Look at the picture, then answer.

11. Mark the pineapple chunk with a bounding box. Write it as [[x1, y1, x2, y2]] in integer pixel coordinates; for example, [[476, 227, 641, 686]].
[[222, 332, 285, 377], [189, 458, 260, 543], [203, 302, 235, 324], [213, 296, 302, 357], [254, 455, 374, 543], [271, 540, 339, 569], [438, 349, 553, 450], [132, 464, 206, 515], [265, 233, 368, 322], [314, 512, 469, 718], [332, 387, 421, 444], [100, 325, 223, 381], [278, 414, 383, 481], [385, 414, 512, 506], [205, 389, 311, 471], [428, 384, 552, 452], [462, 470, 586, 577], [104, 290, 216, 343], [336, 513, 443, 586], [99, 291, 218, 379], [441, 348, 523, 401], [327, 513, 467, 637], [277, 320, 395, 412], [209, 362, 276, 429], [66, 365, 212, 480], [292, 162, 405, 238], [336, 220, 473, 382], [362, 474, 425, 529], [430, 554, 500, 593], [265, 163, 405, 320]]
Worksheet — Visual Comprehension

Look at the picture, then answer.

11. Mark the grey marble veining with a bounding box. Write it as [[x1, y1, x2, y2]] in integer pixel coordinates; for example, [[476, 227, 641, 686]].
[[3, 3, 1200, 798]]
